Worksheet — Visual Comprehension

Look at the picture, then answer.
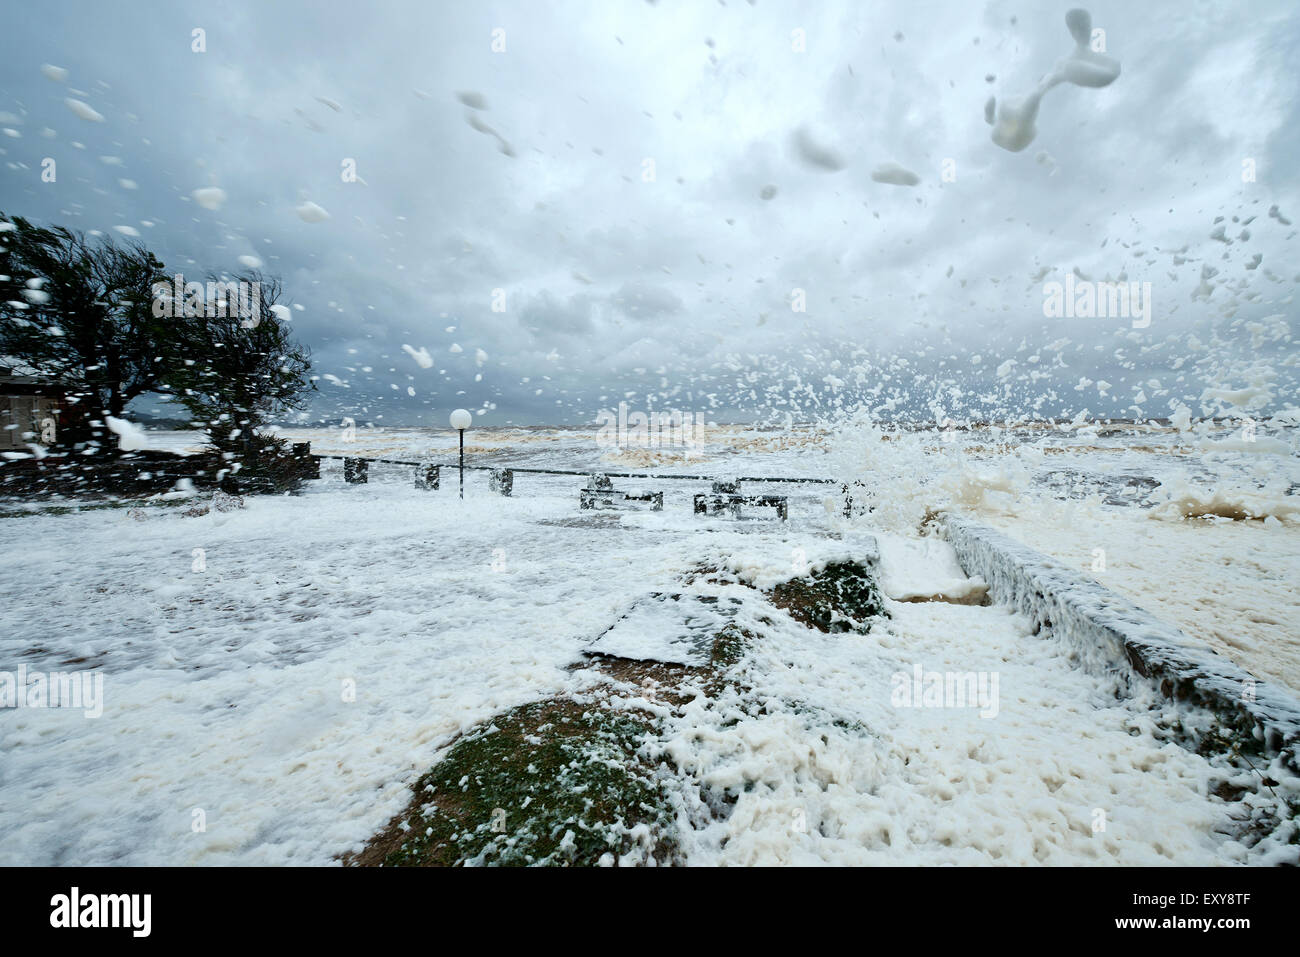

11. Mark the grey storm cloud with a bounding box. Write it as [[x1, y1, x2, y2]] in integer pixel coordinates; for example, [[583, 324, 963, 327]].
[[0, 0, 1297, 425], [610, 281, 684, 320], [520, 290, 595, 338]]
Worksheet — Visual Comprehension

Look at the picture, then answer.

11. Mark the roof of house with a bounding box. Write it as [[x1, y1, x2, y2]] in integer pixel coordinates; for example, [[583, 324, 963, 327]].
[[0, 356, 60, 386]]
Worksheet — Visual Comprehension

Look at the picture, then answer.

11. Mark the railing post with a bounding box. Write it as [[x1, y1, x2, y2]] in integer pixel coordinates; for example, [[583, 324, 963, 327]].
[[489, 468, 513, 496], [841, 480, 869, 517], [713, 480, 741, 519], [416, 464, 440, 490], [291, 442, 319, 480], [343, 457, 368, 484]]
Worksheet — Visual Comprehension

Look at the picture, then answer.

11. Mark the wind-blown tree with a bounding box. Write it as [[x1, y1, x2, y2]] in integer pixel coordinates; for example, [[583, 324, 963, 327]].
[[163, 272, 313, 486], [0, 214, 174, 450]]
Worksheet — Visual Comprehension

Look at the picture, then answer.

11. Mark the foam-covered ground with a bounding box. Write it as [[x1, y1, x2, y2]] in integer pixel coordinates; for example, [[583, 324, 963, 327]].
[[657, 565, 1276, 865], [817, 418, 1300, 693], [1, 426, 1296, 865], [0, 471, 715, 864], [139, 420, 1300, 691]]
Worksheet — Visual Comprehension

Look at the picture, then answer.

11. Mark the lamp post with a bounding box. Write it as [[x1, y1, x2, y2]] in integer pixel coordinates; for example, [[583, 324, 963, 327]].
[[449, 408, 472, 499]]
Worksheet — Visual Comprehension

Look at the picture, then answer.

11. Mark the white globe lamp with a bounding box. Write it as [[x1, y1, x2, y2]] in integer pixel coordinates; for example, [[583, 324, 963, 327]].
[[450, 409, 472, 498]]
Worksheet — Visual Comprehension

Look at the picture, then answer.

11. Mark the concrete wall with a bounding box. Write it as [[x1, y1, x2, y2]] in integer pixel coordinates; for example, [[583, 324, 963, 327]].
[[943, 515, 1300, 771]]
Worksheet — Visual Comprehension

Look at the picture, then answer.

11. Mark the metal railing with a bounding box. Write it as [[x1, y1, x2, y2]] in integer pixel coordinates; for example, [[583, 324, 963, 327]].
[[313, 453, 837, 485]]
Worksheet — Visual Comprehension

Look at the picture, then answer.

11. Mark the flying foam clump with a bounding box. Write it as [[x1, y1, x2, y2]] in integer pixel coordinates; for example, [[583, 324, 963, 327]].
[[791, 126, 846, 172], [295, 201, 331, 223], [402, 344, 434, 368], [990, 9, 1120, 153], [871, 162, 920, 186], [192, 187, 226, 210], [64, 98, 104, 122]]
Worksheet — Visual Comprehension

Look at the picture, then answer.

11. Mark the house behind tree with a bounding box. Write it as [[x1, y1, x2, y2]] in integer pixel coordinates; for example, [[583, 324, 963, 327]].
[[0, 361, 80, 450]]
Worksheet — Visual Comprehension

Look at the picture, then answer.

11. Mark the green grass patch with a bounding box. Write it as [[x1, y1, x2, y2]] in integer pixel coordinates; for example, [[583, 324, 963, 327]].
[[768, 560, 887, 633], [709, 622, 750, 668], [351, 698, 678, 867]]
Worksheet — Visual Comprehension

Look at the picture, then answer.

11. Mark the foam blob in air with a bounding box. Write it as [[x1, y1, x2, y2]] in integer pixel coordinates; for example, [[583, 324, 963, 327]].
[[295, 201, 331, 223], [105, 416, 149, 451], [791, 126, 846, 171], [456, 90, 489, 110], [64, 98, 104, 122], [1058, 9, 1121, 87], [871, 162, 920, 186], [192, 187, 226, 210], [463, 111, 515, 157], [238, 254, 263, 269], [402, 344, 434, 368], [41, 64, 69, 83], [990, 8, 1120, 153]]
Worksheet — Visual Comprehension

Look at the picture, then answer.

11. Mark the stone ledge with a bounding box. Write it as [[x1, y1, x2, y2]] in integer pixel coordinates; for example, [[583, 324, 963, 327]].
[[943, 514, 1300, 770]]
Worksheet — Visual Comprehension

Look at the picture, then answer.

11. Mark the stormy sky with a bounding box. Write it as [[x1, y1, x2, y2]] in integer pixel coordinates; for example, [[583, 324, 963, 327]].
[[1, 0, 1297, 427]]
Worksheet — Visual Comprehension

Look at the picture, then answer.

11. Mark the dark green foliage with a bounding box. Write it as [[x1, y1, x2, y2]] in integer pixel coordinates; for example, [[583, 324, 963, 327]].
[[0, 213, 313, 492], [163, 273, 313, 490], [769, 560, 888, 633], [0, 213, 171, 448], [709, 622, 751, 667], [380, 699, 677, 866]]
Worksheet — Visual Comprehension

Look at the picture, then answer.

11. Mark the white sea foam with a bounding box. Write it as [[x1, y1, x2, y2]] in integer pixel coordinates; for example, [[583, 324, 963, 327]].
[[991, 9, 1120, 153]]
